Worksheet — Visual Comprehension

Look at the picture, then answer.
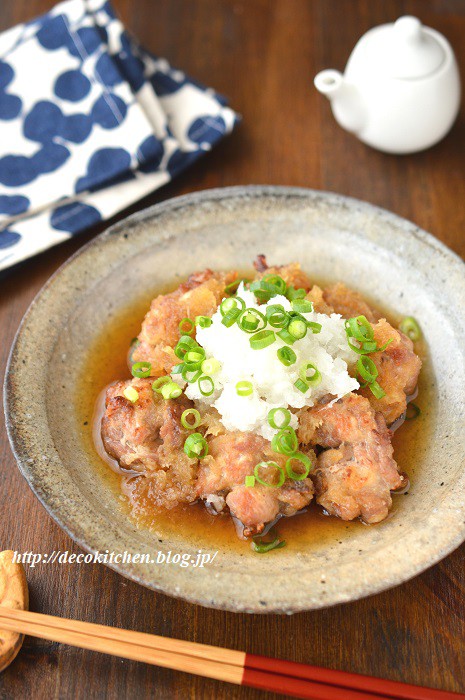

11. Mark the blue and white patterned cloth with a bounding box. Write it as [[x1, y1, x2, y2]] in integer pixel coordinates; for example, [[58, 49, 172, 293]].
[[0, 0, 238, 272]]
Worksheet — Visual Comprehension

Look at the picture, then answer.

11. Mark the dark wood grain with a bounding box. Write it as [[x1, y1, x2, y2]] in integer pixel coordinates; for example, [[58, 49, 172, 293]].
[[1, 1, 465, 698]]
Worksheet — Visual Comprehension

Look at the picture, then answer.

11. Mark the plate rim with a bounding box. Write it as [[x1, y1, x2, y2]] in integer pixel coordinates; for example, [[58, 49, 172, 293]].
[[4, 185, 465, 613]]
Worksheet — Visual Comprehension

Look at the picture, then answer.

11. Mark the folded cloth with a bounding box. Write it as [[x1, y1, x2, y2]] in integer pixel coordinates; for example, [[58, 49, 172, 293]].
[[0, 0, 238, 272]]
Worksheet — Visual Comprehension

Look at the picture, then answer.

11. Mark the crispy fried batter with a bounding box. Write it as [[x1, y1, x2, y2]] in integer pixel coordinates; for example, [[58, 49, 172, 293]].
[[361, 319, 422, 424], [101, 378, 197, 507], [132, 269, 237, 377], [197, 432, 314, 535], [299, 394, 402, 523]]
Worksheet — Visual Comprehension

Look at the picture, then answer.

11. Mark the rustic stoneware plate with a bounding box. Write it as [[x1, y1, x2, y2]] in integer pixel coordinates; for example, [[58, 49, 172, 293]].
[[4, 186, 465, 613]]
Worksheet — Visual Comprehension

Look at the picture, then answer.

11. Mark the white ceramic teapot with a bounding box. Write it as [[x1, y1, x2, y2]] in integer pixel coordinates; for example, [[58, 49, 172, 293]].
[[314, 16, 461, 154]]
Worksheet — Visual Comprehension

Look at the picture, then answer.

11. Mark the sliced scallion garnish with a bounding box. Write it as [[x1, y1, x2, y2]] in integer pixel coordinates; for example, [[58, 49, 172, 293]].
[[175, 335, 198, 360], [201, 358, 220, 375], [356, 356, 378, 383], [220, 296, 245, 316], [181, 408, 201, 430], [254, 461, 285, 488], [268, 408, 291, 430], [238, 308, 267, 333], [195, 315, 212, 328], [221, 308, 241, 327], [161, 382, 182, 400], [276, 328, 296, 345], [249, 330, 276, 350], [271, 427, 298, 455], [285, 452, 312, 480], [277, 346, 297, 366], [123, 386, 139, 403], [198, 375, 215, 396], [181, 365, 202, 383], [152, 376, 172, 393], [224, 278, 250, 295], [179, 318, 194, 335], [294, 378, 309, 394], [369, 380, 386, 399], [245, 475, 256, 487], [252, 529, 286, 553], [286, 286, 306, 301], [288, 318, 307, 340], [236, 381, 253, 396], [299, 363, 321, 386], [399, 316, 421, 342], [184, 433, 209, 459], [291, 299, 313, 314], [131, 361, 152, 378]]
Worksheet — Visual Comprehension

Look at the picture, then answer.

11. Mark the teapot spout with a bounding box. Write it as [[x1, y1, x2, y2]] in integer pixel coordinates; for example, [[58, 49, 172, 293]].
[[314, 70, 366, 133]]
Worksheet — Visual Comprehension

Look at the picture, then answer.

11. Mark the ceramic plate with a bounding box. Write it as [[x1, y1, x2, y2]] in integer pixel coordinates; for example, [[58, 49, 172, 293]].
[[4, 186, 465, 613]]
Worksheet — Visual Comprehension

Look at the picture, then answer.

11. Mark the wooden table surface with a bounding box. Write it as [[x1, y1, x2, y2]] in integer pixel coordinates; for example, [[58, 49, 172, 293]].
[[1, 1, 465, 698]]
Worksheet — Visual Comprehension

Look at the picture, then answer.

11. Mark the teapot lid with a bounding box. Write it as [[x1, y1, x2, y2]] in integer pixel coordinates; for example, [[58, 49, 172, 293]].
[[359, 16, 446, 79]]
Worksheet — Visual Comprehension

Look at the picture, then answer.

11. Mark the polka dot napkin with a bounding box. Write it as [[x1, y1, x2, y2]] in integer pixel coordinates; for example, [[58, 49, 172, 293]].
[[0, 0, 238, 272]]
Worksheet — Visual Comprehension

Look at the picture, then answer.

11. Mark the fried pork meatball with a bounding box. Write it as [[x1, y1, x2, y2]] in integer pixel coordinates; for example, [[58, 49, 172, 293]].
[[298, 394, 402, 524], [101, 378, 197, 508], [196, 432, 314, 536], [361, 319, 422, 424], [132, 269, 237, 377]]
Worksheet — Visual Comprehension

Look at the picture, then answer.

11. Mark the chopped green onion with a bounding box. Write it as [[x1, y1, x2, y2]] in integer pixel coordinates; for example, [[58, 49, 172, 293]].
[[271, 427, 298, 455], [405, 402, 421, 420], [128, 338, 140, 364], [236, 381, 253, 396], [252, 529, 286, 553], [161, 382, 182, 400], [277, 346, 297, 366], [181, 408, 201, 430], [268, 408, 291, 430], [357, 356, 378, 383], [201, 358, 221, 375], [299, 363, 322, 386], [294, 378, 309, 394], [220, 296, 245, 316], [175, 335, 198, 360], [399, 316, 422, 342], [285, 452, 312, 480], [266, 304, 289, 328], [238, 308, 267, 333], [181, 366, 202, 383], [198, 375, 215, 396], [131, 361, 152, 378], [286, 286, 306, 301], [369, 380, 386, 399], [345, 315, 374, 343], [225, 278, 250, 295], [184, 433, 209, 459], [307, 322, 322, 334], [377, 339, 394, 352], [291, 299, 313, 314], [277, 328, 296, 345], [348, 339, 378, 355], [245, 475, 255, 487], [195, 315, 212, 328], [250, 330, 276, 350], [221, 308, 241, 327], [262, 274, 287, 295], [184, 347, 206, 369], [152, 376, 172, 393], [179, 318, 195, 335], [254, 461, 285, 488], [171, 363, 184, 375], [123, 386, 139, 403], [288, 318, 307, 340]]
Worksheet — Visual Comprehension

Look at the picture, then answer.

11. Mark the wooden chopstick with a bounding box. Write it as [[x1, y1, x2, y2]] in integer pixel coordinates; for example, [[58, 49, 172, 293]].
[[0, 607, 462, 700]]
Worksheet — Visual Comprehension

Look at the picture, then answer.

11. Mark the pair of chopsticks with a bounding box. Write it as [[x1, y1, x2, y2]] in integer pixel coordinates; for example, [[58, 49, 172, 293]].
[[0, 606, 462, 699]]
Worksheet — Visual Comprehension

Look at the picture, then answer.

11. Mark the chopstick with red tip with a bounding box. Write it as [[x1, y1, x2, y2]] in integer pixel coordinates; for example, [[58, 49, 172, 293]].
[[0, 607, 463, 700]]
